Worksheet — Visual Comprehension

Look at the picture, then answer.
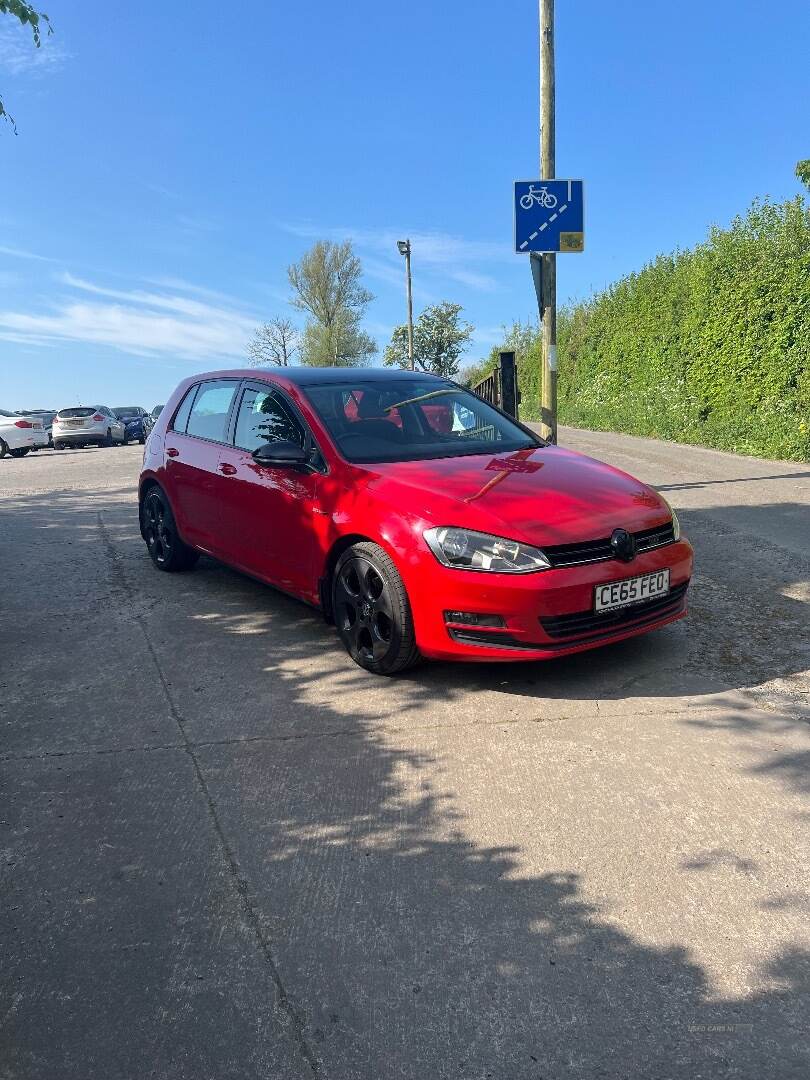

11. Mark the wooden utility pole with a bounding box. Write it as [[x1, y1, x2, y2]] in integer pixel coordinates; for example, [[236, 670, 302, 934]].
[[539, 0, 557, 442]]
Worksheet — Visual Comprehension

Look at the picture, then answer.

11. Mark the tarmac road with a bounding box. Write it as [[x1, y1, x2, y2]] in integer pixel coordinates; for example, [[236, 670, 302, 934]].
[[1, 431, 809, 1079]]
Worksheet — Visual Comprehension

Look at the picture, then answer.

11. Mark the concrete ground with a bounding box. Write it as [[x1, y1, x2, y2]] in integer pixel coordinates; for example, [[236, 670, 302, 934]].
[[1, 431, 809, 1079]]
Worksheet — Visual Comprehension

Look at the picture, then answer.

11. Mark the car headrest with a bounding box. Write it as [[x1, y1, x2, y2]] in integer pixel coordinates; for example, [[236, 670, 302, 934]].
[[357, 392, 384, 418]]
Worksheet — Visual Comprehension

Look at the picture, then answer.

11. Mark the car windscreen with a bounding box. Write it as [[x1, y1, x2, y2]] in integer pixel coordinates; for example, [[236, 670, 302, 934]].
[[0, 409, 16, 417], [113, 408, 139, 417], [302, 379, 540, 464], [58, 407, 96, 418]]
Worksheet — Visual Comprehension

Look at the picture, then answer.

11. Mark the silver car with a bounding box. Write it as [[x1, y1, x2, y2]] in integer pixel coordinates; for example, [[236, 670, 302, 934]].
[[52, 406, 127, 449]]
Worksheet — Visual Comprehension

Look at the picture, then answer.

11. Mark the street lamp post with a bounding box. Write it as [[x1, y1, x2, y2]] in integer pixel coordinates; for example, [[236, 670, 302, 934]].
[[397, 239, 414, 370]]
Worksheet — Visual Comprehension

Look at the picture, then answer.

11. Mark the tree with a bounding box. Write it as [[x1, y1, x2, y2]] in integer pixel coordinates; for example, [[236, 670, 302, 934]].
[[383, 302, 474, 377], [247, 317, 298, 367], [300, 313, 376, 368], [1, 2, 52, 131], [288, 240, 376, 366], [796, 159, 810, 193]]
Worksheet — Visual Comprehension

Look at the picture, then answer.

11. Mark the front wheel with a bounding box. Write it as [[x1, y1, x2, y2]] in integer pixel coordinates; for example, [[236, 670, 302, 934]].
[[141, 487, 199, 572], [519, 194, 534, 210], [332, 542, 419, 675]]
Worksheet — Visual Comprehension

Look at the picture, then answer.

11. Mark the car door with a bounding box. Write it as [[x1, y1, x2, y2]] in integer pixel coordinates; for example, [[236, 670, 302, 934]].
[[107, 407, 126, 442], [214, 381, 321, 599], [163, 379, 239, 553]]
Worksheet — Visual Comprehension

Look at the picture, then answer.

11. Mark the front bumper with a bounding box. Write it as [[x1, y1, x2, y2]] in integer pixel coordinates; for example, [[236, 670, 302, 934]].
[[405, 539, 694, 662]]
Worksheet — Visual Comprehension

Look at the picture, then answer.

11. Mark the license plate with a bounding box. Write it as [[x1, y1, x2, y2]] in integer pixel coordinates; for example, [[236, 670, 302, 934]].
[[594, 569, 670, 612]]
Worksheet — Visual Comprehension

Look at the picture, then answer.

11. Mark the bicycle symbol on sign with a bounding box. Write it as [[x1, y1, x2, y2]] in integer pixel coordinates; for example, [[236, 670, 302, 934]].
[[519, 185, 558, 210]]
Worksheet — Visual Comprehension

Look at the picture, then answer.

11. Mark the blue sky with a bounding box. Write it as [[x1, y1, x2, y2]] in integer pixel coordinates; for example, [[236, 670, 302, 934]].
[[1, 0, 808, 409]]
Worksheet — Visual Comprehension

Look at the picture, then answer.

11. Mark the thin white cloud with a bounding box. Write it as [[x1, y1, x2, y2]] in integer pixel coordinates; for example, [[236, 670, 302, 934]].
[[144, 275, 261, 313], [278, 222, 505, 293], [0, 244, 56, 263], [0, 275, 259, 361], [0, 23, 67, 75]]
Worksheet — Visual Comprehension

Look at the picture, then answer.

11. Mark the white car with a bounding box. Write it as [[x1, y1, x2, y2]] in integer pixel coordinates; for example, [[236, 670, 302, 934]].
[[0, 409, 49, 458], [53, 407, 127, 449]]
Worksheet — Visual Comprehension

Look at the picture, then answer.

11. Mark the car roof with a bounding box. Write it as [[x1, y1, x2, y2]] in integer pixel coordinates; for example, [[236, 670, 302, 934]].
[[187, 366, 449, 388]]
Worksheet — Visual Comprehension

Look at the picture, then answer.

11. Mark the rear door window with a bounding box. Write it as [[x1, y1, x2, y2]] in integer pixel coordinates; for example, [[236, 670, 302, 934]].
[[185, 381, 238, 443]]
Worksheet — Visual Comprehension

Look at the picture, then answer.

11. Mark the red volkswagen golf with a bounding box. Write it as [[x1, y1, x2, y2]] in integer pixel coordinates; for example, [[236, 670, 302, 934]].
[[139, 368, 692, 674]]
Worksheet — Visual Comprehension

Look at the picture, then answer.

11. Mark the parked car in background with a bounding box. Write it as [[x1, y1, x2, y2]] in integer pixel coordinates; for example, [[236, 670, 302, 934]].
[[0, 409, 49, 457], [53, 407, 127, 449], [112, 406, 153, 444], [138, 367, 693, 675], [150, 405, 164, 422], [19, 409, 56, 448]]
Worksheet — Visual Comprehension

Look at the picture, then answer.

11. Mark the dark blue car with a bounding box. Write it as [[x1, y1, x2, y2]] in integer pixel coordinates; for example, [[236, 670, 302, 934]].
[[112, 406, 153, 445]]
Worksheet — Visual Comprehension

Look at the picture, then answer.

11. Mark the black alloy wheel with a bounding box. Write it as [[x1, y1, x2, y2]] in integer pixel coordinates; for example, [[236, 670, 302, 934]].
[[140, 488, 199, 572], [332, 542, 418, 675]]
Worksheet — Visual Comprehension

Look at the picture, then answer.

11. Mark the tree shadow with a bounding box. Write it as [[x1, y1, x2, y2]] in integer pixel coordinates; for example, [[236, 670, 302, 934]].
[[3, 485, 809, 1077]]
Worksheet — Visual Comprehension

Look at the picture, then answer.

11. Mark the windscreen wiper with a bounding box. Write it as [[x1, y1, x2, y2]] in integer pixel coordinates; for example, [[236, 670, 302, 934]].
[[384, 388, 456, 413]]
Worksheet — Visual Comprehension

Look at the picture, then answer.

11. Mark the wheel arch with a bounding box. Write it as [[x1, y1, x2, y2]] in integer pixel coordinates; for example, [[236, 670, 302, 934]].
[[318, 533, 376, 622]]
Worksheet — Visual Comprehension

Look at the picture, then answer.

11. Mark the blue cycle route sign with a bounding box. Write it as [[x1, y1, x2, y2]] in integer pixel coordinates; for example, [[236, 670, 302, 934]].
[[514, 179, 584, 254]]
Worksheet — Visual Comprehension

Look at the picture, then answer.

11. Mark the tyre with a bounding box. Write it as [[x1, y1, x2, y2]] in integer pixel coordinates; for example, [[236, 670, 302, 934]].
[[9, 448, 30, 458], [139, 436, 146, 445], [141, 487, 199, 572], [0, 439, 9, 459], [520, 194, 533, 210], [332, 542, 419, 675], [104, 429, 114, 447]]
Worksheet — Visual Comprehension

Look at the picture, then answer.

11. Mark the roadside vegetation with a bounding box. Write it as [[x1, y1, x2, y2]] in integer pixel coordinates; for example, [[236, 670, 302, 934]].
[[249, 238, 475, 376], [467, 190, 810, 462]]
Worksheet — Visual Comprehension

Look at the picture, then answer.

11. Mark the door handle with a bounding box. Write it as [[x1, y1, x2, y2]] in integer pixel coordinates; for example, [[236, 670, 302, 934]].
[[165, 447, 179, 458], [218, 463, 237, 476]]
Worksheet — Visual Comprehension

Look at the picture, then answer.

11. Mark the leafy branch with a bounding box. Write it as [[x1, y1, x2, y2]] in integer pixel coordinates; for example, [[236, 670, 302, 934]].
[[0, 1, 53, 131]]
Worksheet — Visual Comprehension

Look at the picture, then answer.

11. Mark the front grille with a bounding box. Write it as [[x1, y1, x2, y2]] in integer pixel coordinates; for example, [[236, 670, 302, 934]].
[[540, 581, 689, 640], [544, 520, 676, 569]]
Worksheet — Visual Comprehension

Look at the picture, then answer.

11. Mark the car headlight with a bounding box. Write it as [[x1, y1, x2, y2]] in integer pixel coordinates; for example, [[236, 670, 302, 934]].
[[659, 497, 681, 541], [423, 527, 551, 573]]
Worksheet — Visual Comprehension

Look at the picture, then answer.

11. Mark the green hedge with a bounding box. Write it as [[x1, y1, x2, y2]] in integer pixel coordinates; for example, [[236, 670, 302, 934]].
[[474, 197, 810, 461]]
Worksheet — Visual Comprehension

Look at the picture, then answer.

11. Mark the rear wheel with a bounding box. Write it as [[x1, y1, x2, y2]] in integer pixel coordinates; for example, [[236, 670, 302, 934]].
[[0, 439, 9, 458], [104, 428, 114, 447], [332, 542, 419, 675], [141, 487, 199, 572]]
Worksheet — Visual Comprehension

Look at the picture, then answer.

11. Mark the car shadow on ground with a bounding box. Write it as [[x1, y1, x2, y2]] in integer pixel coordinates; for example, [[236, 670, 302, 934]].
[[3, 485, 810, 1078]]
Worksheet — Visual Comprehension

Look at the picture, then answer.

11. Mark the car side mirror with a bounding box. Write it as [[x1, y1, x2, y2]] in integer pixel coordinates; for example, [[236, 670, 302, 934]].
[[251, 440, 309, 467]]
